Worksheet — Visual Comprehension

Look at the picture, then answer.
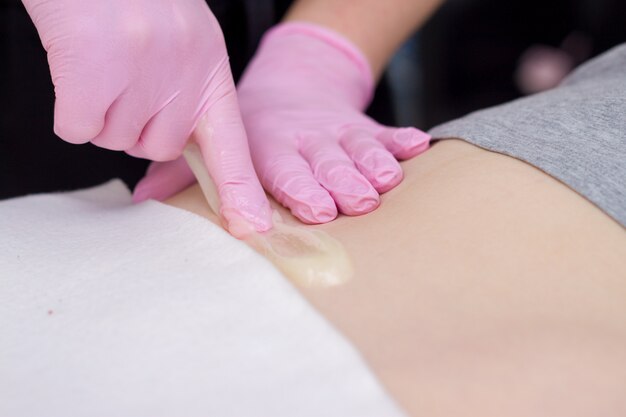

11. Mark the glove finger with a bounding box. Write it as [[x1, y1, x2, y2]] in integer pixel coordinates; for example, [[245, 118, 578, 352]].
[[91, 94, 149, 151], [258, 146, 338, 224], [53, 75, 119, 144], [194, 70, 273, 235], [132, 158, 196, 203], [125, 93, 192, 162], [340, 128, 403, 194], [300, 135, 379, 216], [376, 126, 431, 160]]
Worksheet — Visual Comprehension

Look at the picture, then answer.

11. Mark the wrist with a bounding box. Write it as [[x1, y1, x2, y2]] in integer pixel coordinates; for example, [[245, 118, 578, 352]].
[[244, 22, 375, 110], [263, 22, 374, 94]]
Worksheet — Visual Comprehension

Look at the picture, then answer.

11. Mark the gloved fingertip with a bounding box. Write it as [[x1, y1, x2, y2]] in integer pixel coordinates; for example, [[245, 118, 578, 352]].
[[393, 126, 430, 141], [392, 127, 429, 146], [223, 213, 269, 239], [363, 197, 381, 212], [221, 200, 274, 238], [132, 182, 164, 203], [379, 127, 431, 160], [294, 204, 338, 224], [53, 98, 106, 144], [226, 215, 258, 240], [53, 119, 102, 145], [357, 197, 380, 214], [396, 128, 431, 159], [132, 188, 152, 204], [247, 206, 274, 233], [373, 167, 403, 193], [132, 179, 169, 203], [340, 193, 380, 216]]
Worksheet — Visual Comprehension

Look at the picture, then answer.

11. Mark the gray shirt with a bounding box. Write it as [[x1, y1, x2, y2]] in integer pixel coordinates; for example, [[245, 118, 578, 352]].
[[430, 44, 626, 227]]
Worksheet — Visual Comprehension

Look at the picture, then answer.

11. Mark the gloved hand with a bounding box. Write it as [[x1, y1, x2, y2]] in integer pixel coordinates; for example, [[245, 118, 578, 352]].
[[238, 22, 431, 223], [22, 0, 272, 233], [135, 22, 431, 224]]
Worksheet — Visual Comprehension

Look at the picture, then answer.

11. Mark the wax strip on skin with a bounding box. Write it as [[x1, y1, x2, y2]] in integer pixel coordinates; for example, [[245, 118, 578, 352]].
[[183, 142, 353, 287], [245, 211, 353, 287]]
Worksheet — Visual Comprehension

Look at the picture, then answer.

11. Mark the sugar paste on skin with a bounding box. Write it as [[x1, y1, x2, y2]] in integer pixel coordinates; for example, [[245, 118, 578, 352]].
[[183, 143, 353, 287]]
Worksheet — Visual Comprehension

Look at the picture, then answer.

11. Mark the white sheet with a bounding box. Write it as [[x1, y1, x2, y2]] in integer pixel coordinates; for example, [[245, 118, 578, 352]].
[[0, 181, 404, 417]]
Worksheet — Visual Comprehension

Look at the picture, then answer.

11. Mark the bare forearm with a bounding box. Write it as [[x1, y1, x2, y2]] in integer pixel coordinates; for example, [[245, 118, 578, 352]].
[[284, 0, 443, 79]]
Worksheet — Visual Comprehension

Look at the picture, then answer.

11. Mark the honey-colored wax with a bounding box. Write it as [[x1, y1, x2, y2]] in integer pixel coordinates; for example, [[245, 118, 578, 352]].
[[244, 212, 353, 287], [183, 142, 353, 287]]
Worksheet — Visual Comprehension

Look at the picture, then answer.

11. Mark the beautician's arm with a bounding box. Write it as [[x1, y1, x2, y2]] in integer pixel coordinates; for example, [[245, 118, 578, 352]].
[[285, 0, 443, 78]]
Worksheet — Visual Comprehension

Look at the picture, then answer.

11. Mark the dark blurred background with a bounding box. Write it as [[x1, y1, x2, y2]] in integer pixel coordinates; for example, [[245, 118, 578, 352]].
[[407, 0, 626, 127], [1, 0, 624, 199]]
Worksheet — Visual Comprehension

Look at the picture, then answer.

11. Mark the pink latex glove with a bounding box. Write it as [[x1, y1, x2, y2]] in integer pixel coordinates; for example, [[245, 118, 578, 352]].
[[22, 0, 272, 232], [136, 22, 431, 224]]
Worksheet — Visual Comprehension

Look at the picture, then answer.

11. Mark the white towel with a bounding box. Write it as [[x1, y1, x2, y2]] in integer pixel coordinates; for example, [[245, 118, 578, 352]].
[[0, 181, 404, 417]]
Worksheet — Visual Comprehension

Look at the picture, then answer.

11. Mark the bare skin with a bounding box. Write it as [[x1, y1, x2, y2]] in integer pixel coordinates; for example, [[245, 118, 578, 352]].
[[166, 140, 626, 417], [285, 0, 443, 78]]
